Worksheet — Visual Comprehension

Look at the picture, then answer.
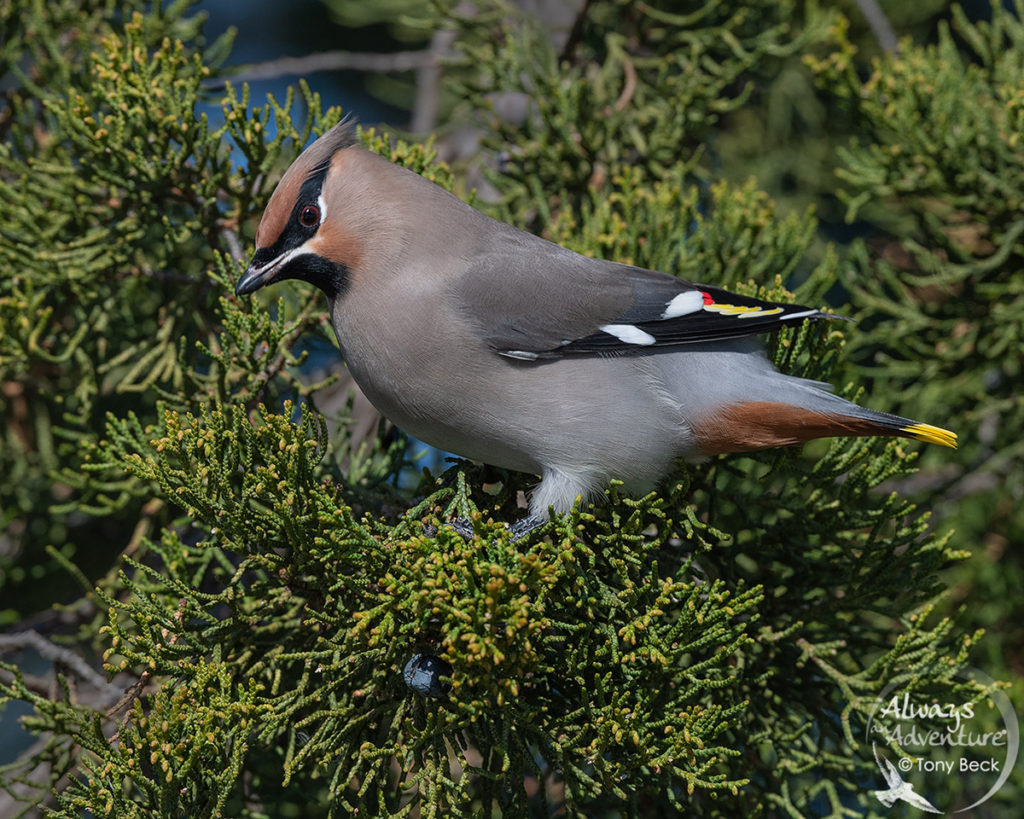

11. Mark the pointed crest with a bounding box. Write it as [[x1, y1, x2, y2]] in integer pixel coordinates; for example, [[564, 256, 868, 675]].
[[303, 115, 359, 181]]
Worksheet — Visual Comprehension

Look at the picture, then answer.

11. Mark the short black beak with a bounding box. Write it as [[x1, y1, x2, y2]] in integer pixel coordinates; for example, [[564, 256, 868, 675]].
[[233, 247, 346, 301], [235, 267, 263, 296], [235, 254, 276, 296]]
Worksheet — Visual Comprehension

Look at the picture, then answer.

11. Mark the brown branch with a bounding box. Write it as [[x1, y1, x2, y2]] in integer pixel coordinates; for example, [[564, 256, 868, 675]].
[[613, 59, 637, 112]]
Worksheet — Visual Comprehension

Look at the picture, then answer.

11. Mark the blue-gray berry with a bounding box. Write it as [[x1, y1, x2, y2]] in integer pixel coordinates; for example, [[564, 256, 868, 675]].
[[403, 654, 452, 698]]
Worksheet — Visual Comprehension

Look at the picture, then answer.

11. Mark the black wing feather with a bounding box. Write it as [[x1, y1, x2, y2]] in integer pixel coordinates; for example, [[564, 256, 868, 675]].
[[459, 231, 842, 360], [543, 283, 834, 358]]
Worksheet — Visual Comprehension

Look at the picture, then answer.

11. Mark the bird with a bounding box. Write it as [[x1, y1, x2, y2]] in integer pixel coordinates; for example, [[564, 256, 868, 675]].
[[872, 744, 941, 813], [235, 120, 956, 531]]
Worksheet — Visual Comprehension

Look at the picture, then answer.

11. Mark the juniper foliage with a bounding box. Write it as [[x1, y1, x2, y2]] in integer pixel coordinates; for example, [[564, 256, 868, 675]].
[[1, 1, 1019, 817], [812, 2, 1024, 681]]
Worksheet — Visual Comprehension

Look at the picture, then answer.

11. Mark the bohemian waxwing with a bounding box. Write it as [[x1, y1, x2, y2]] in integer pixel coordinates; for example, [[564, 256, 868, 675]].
[[235, 121, 956, 527]]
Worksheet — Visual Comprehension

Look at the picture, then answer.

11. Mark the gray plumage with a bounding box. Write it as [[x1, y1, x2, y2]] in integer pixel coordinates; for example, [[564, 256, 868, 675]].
[[236, 121, 956, 521]]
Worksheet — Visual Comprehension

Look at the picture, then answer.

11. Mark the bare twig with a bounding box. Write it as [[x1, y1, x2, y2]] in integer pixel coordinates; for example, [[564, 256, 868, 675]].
[[0, 667, 52, 698], [214, 50, 436, 86], [106, 672, 152, 744], [412, 28, 457, 134], [613, 59, 637, 112], [220, 226, 244, 262], [0, 630, 108, 691], [854, 0, 899, 53]]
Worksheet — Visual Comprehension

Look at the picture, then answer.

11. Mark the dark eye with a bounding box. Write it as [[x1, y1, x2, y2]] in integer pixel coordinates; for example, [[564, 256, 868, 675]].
[[299, 204, 320, 227]]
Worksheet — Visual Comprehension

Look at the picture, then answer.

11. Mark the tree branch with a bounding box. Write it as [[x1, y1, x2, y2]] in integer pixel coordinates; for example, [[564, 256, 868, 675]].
[[854, 0, 899, 53], [412, 29, 456, 134], [0, 630, 108, 691], [214, 50, 437, 86]]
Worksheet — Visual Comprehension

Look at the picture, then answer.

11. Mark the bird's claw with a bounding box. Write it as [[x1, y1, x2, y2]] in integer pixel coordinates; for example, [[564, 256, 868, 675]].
[[448, 517, 475, 540], [442, 513, 545, 542], [508, 513, 544, 539]]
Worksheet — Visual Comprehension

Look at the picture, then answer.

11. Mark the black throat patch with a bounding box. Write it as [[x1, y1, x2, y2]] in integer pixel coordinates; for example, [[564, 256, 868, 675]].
[[248, 163, 350, 300]]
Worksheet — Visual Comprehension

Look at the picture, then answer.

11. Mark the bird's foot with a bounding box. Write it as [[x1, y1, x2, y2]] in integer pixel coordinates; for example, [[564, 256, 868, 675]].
[[508, 513, 545, 539], [448, 517, 475, 540], [442, 514, 545, 542]]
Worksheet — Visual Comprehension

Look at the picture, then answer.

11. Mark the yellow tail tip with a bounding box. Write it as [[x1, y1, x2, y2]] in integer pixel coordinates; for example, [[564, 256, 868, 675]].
[[901, 422, 958, 449]]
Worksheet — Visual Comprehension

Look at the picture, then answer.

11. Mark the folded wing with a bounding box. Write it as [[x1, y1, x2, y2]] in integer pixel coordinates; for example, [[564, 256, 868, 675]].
[[456, 235, 836, 361]]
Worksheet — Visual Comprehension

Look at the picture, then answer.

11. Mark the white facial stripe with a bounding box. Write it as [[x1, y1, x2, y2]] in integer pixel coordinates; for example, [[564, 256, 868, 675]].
[[265, 243, 315, 279], [317, 192, 327, 224], [780, 309, 818, 320], [600, 324, 656, 346], [661, 290, 703, 319]]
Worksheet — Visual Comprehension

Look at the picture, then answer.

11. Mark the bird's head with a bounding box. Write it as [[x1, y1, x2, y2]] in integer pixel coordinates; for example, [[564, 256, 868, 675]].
[[235, 119, 362, 301]]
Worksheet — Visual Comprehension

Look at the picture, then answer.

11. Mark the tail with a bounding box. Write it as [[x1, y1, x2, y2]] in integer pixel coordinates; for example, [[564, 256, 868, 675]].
[[659, 338, 958, 455], [692, 399, 957, 455], [884, 420, 957, 448], [804, 392, 958, 449]]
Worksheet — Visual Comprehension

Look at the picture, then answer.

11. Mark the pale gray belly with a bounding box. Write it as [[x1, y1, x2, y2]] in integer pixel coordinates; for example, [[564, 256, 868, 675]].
[[341, 339, 688, 487]]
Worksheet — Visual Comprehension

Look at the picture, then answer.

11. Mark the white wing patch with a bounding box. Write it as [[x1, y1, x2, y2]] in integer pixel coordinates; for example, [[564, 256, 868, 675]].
[[501, 349, 540, 361], [600, 324, 656, 346], [661, 290, 704, 319]]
